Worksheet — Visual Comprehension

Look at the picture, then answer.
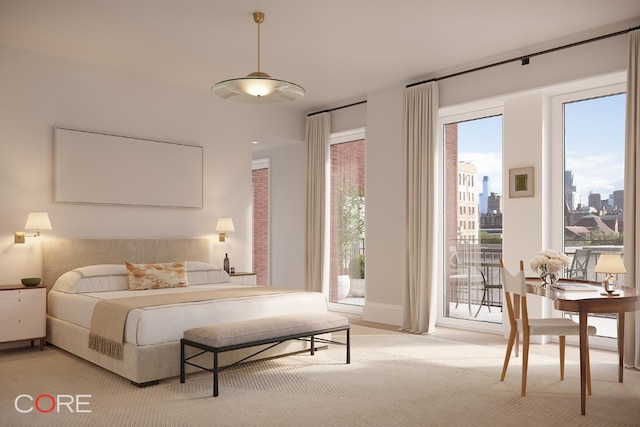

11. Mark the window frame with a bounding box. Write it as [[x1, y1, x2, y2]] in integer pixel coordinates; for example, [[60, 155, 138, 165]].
[[550, 81, 626, 350], [326, 127, 366, 314], [437, 105, 505, 334]]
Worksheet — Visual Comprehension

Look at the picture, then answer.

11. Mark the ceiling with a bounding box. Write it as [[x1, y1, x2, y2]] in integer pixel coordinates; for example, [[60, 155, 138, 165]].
[[1, 0, 639, 114]]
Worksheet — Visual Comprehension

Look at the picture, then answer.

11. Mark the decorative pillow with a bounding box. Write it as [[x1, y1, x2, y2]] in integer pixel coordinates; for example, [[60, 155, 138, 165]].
[[125, 261, 188, 290], [186, 261, 231, 285], [52, 264, 129, 293]]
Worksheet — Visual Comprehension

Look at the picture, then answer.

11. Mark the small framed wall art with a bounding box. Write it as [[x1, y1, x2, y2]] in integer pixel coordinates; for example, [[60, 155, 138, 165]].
[[509, 166, 534, 198]]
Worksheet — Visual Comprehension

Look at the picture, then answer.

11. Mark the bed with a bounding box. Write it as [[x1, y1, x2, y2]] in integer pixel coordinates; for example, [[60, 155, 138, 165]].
[[43, 239, 328, 385]]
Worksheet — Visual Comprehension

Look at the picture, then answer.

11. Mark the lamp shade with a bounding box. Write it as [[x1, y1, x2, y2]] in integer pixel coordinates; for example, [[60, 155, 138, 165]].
[[211, 12, 304, 104], [24, 211, 52, 231], [594, 253, 626, 274], [212, 75, 305, 103], [216, 217, 235, 233]]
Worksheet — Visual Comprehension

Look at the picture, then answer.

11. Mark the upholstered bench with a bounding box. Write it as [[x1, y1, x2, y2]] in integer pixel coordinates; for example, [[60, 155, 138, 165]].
[[180, 313, 350, 396]]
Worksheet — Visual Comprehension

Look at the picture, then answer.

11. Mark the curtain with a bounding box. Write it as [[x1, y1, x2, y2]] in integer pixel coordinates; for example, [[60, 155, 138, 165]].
[[305, 113, 330, 292], [624, 29, 640, 370], [402, 82, 439, 333]]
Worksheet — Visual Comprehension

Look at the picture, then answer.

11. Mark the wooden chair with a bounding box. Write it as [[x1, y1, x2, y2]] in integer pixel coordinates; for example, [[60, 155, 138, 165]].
[[500, 259, 596, 396]]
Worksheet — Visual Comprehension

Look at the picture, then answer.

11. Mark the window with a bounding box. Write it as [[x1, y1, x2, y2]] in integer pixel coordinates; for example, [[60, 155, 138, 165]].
[[557, 85, 626, 340], [443, 112, 503, 325], [328, 129, 365, 308]]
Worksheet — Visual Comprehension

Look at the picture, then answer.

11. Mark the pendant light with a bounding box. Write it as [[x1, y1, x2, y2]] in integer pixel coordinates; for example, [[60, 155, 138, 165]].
[[212, 12, 305, 103]]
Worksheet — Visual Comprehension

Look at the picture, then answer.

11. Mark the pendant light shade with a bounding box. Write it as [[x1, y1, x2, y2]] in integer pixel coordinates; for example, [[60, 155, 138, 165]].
[[212, 12, 305, 103]]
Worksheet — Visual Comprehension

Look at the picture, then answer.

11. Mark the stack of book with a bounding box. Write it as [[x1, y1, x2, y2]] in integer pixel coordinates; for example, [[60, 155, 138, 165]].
[[550, 282, 599, 292]]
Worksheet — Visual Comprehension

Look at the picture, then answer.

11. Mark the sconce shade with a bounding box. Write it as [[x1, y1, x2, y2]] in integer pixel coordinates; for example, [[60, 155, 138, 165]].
[[594, 253, 626, 274], [216, 217, 235, 233], [15, 211, 52, 243], [216, 217, 234, 242], [24, 211, 52, 231]]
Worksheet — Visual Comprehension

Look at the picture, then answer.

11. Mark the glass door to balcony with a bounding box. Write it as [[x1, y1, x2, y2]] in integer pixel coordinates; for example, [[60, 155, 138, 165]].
[[443, 113, 503, 325]]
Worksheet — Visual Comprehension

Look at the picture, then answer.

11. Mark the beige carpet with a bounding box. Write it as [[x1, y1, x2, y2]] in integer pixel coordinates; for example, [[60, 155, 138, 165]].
[[1, 324, 639, 427]]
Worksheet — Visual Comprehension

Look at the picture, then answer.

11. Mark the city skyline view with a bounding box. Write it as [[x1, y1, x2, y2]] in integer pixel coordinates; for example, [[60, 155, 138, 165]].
[[456, 92, 626, 210], [565, 92, 625, 207]]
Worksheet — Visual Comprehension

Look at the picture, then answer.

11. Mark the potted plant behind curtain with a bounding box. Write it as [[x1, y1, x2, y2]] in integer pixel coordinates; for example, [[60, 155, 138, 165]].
[[337, 183, 365, 300]]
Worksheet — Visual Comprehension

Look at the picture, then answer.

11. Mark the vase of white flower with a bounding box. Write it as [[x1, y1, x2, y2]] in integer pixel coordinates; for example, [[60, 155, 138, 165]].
[[538, 264, 557, 285], [530, 250, 570, 286]]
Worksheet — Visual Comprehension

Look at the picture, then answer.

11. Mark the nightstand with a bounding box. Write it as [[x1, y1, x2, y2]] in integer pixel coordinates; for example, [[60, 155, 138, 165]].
[[0, 284, 46, 350], [229, 272, 257, 286]]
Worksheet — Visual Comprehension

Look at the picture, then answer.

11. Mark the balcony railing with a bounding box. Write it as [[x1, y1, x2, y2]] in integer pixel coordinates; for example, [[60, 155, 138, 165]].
[[447, 240, 502, 320]]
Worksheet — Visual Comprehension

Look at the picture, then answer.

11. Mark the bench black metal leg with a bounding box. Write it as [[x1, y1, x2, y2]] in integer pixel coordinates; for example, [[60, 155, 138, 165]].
[[346, 328, 351, 364], [181, 323, 351, 398], [180, 340, 185, 383], [213, 352, 219, 397]]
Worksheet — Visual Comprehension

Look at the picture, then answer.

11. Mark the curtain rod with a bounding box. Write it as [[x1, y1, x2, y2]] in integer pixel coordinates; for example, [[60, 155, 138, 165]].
[[307, 100, 366, 117], [307, 25, 638, 115], [407, 25, 639, 88]]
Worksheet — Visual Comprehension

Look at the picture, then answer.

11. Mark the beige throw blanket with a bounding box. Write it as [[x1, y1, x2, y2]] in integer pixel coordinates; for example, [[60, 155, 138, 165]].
[[88, 287, 302, 359]]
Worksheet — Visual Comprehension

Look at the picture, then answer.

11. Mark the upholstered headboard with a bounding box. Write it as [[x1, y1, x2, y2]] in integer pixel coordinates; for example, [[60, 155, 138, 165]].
[[42, 239, 211, 291]]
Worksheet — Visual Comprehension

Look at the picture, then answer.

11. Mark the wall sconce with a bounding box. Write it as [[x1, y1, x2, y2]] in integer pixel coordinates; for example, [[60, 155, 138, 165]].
[[594, 253, 626, 293], [15, 211, 53, 244], [216, 217, 235, 242]]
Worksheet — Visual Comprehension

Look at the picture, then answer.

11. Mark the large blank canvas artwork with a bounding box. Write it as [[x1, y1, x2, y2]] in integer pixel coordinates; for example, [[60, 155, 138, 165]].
[[54, 128, 203, 208]]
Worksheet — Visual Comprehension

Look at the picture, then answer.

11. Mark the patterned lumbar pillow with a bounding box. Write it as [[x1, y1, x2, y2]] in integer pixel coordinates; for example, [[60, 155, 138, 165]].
[[125, 261, 188, 290]]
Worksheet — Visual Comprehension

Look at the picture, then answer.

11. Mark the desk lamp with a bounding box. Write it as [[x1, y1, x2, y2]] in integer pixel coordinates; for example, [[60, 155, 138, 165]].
[[594, 253, 626, 293]]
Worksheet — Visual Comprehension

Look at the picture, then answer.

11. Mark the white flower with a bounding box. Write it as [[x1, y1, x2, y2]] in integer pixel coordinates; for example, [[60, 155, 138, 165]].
[[529, 250, 570, 274]]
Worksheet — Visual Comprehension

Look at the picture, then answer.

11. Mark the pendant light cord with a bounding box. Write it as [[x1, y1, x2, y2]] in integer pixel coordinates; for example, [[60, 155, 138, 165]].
[[257, 19, 261, 73]]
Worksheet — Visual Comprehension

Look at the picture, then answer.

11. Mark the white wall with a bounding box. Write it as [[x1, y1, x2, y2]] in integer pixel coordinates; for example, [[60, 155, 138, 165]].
[[362, 85, 405, 325], [502, 94, 549, 322], [0, 46, 305, 284], [436, 28, 630, 108], [330, 102, 367, 134], [502, 94, 548, 268], [252, 142, 306, 289]]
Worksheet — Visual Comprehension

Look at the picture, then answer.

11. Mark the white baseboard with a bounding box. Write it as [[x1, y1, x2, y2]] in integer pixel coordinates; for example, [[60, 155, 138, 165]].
[[363, 301, 403, 327]]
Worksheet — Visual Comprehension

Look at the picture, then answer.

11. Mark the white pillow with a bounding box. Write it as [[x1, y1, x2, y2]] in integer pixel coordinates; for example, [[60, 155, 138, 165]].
[[52, 264, 129, 293], [186, 261, 231, 285]]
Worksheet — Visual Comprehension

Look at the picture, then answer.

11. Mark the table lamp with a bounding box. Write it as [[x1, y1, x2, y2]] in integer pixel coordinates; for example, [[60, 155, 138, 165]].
[[594, 253, 626, 293]]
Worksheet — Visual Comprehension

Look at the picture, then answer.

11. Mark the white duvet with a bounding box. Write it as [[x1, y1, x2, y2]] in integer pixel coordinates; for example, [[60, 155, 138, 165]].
[[47, 284, 328, 346]]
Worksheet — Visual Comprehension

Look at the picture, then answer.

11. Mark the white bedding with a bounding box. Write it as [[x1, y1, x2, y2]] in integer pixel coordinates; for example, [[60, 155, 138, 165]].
[[47, 284, 328, 346]]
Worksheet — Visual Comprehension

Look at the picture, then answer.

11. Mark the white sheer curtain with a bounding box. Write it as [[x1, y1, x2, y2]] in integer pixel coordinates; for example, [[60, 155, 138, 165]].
[[402, 82, 439, 333], [623, 29, 640, 370], [305, 113, 330, 292]]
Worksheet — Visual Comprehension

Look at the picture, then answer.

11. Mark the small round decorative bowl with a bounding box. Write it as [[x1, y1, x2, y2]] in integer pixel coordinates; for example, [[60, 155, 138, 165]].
[[21, 278, 41, 287]]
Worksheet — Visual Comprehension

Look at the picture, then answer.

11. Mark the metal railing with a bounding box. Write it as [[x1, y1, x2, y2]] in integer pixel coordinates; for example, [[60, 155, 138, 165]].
[[447, 240, 503, 317]]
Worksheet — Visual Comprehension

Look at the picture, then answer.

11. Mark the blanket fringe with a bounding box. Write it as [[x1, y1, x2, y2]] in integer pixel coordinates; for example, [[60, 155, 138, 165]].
[[89, 333, 124, 360]]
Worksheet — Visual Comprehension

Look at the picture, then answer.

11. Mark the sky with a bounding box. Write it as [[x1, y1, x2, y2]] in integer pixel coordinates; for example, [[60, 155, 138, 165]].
[[456, 92, 626, 206], [564, 93, 626, 204], [457, 114, 503, 195]]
